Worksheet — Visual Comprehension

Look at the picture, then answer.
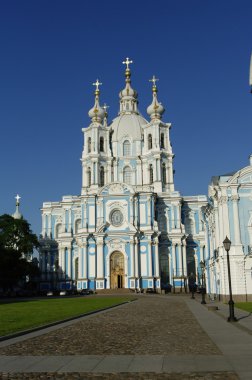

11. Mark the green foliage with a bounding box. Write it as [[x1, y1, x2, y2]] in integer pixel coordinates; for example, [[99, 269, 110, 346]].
[[0, 214, 39, 290], [0, 297, 133, 336], [0, 214, 39, 254], [235, 302, 252, 313]]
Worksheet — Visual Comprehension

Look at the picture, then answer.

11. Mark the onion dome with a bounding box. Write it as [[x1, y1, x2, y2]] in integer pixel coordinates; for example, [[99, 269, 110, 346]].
[[88, 79, 105, 122], [119, 57, 139, 114], [13, 194, 22, 219], [147, 75, 165, 120]]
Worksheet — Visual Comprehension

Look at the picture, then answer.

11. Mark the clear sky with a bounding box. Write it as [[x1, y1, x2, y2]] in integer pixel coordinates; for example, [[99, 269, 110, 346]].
[[0, 0, 251, 235]]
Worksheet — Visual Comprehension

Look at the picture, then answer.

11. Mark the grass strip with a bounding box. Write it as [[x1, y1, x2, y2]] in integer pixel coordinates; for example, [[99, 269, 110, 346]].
[[235, 302, 252, 313], [0, 296, 133, 336]]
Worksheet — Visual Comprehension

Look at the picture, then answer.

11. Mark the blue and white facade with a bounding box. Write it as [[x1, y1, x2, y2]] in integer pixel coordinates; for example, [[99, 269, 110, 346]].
[[39, 60, 252, 300], [204, 160, 252, 301]]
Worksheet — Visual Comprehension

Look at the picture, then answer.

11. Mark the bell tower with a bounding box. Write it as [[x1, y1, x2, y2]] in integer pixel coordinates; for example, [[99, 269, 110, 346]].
[[81, 80, 112, 193]]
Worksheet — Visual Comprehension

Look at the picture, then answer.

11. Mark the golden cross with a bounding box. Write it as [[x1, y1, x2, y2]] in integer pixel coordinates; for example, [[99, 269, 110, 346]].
[[102, 103, 109, 112], [15, 194, 21, 204], [92, 79, 102, 91], [122, 57, 133, 70], [149, 75, 159, 86]]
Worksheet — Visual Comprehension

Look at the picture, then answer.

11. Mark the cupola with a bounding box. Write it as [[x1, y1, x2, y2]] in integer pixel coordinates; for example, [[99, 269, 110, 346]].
[[88, 79, 105, 123], [147, 75, 165, 120], [119, 57, 139, 114]]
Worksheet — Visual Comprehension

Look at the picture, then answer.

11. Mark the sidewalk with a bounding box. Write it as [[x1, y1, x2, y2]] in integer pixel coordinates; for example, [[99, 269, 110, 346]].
[[205, 297, 252, 334], [0, 295, 252, 379]]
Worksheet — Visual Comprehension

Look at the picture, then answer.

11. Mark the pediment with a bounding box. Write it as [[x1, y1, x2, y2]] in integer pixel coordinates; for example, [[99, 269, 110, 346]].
[[99, 182, 135, 196], [228, 166, 252, 185]]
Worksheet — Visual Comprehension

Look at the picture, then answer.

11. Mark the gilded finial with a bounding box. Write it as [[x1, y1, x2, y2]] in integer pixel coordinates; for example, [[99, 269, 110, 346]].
[[15, 194, 21, 206], [92, 79, 102, 95], [149, 75, 159, 92]]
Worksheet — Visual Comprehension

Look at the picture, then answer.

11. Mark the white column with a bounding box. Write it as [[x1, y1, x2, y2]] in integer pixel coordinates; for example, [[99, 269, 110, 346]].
[[113, 159, 117, 181], [48, 215, 52, 237], [218, 198, 224, 245], [148, 241, 153, 277], [171, 206, 175, 229], [167, 157, 174, 190], [92, 161, 95, 185], [177, 244, 182, 276], [194, 249, 198, 283], [68, 210, 72, 233], [147, 197, 151, 225], [221, 195, 230, 239], [130, 241, 135, 277], [67, 246, 72, 279], [61, 248, 66, 278], [156, 159, 160, 181], [135, 241, 139, 278], [97, 240, 104, 278], [199, 244, 204, 262], [213, 202, 220, 249], [83, 243, 87, 279], [107, 162, 111, 184], [42, 214, 46, 236], [130, 197, 134, 224], [136, 159, 141, 186], [182, 241, 187, 276], [153, 239, 159, 277], [164, 208, 169, 233], [82, 165, 85, 188], [172, 243, 176, 276], [153, 160, 157, 182], [168, 253, 172, 282], [78, 247, 83, 279], [83, 201, 87, 229], [58, 246, 62, 270], [231, 191, 241, 245], [142, 161, 148, 185]]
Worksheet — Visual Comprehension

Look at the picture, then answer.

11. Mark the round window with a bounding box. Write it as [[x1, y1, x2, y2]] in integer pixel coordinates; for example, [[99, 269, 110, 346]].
[[110, 209, 124, 227]]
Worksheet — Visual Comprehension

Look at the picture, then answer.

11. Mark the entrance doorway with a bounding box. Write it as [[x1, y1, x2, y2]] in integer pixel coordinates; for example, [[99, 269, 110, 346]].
[[110, 251, 125, 289]]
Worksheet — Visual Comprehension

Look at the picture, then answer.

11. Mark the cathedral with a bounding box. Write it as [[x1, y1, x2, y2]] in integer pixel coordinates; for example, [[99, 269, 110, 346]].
[[39, 58, 252, 301]]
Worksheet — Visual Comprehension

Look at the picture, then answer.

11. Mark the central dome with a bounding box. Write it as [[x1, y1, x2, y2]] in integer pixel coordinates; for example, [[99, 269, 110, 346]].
[[110, 113, 148, 141]]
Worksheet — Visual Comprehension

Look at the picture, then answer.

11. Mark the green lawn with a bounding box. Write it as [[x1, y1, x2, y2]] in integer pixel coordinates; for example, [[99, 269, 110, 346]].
[[0, 296, 133, 336], [235, 302, 252, 313]]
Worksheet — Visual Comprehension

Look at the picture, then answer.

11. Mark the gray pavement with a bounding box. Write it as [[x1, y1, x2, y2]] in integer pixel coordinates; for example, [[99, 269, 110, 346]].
[[0, 295, 252, 379]]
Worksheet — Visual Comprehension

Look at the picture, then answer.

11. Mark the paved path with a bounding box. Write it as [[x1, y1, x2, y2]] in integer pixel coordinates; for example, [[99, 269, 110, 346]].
[[0, 295, 251, 379]]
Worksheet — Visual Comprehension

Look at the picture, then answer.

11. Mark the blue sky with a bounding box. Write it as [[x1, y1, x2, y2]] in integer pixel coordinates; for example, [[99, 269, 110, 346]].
[[0, 0, 251, 235]]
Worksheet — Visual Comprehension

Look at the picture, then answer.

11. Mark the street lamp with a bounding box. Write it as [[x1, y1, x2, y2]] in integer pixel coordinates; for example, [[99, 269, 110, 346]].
[[223, 236, 237, 322], [200, 260, 206, 304]]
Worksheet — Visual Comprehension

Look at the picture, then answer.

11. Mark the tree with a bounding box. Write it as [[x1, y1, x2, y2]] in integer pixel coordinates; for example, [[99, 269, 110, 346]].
[[0, 214, 39, 256], [0, 214, 40, 291]]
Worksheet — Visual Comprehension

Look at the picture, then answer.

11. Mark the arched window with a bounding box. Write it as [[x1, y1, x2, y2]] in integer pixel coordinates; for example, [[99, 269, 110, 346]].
[[123, 166, 131, 185], [123, 140, 131, 156], [149, 164, 153, 184], [162, 163, 166, 184], [100, 166, 105, 187], [100, 136, 104, 152], [148, 134, 152, 149], [87, 167, 91, 187], [160, 133, 165, 149], [88, 137, 91, 153]]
